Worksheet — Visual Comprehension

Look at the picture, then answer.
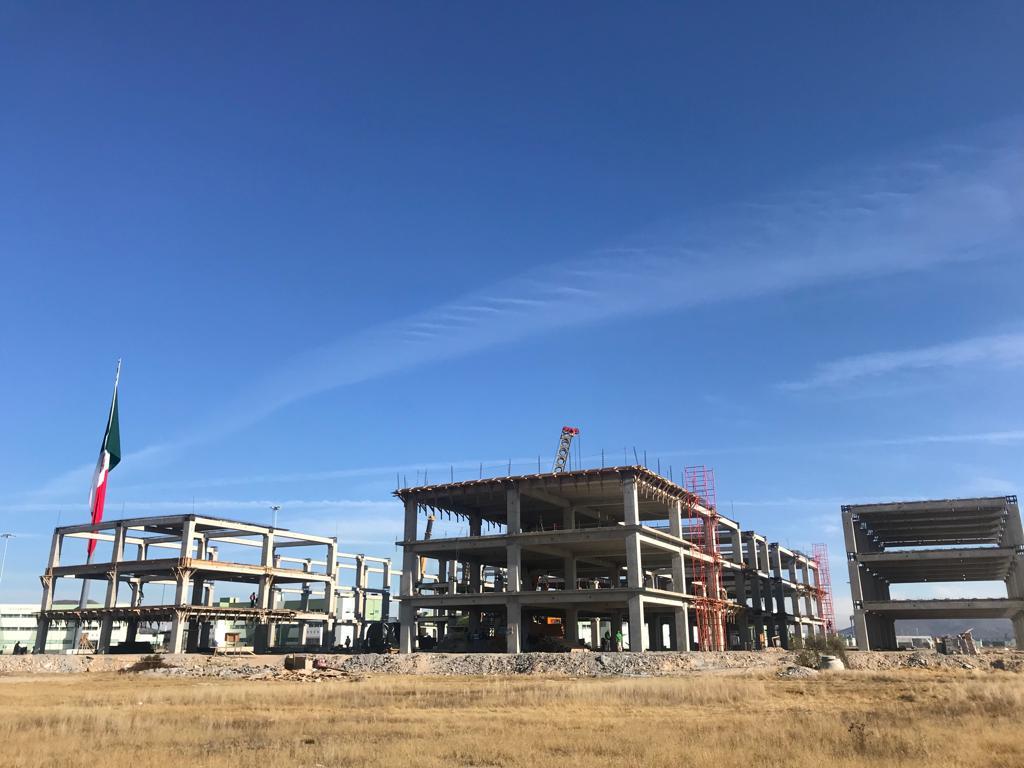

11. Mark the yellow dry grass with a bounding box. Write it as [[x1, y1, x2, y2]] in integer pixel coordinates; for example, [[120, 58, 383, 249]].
[[1, 671, 1022, 767]]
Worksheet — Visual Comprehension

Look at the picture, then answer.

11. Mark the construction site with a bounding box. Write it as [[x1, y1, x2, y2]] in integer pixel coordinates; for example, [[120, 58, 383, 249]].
[[33, 514, 394, 655], [11, 431, 1024, 768], [844, 495, 1024, 650], [396, 457, 831, 654], [29, 428, 1024, 658]]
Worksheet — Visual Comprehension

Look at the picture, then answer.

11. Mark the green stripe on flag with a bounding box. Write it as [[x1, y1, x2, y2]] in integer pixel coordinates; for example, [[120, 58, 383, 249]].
[[105, 391, 121, 471]]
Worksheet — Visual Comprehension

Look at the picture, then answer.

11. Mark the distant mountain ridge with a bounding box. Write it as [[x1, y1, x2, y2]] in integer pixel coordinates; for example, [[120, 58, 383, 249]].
[[840, 619, 1013, 642]]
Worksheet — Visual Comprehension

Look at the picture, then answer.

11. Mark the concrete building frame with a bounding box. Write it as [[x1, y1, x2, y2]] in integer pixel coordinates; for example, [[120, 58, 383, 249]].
[[843, 496, 1024, 650], [34, 514, 341, 653], [395, 466, 824, 653]]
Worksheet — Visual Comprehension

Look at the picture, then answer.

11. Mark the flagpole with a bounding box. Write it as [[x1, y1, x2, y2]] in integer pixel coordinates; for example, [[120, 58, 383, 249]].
[[74, 359, 122, 649]]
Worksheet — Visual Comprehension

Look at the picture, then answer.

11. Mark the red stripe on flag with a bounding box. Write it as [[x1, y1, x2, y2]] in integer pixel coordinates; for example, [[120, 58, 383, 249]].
[[87, 471, 108, 557]]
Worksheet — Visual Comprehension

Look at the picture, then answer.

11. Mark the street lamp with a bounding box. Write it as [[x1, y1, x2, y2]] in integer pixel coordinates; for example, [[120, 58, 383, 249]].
[[0, 533, 14, 591], [270, 505, 281, 529]]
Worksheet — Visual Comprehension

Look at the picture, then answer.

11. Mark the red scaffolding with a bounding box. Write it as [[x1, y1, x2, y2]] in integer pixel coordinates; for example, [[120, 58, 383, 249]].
[[683, 465, 727, 651], [812, 543, 837, 635]]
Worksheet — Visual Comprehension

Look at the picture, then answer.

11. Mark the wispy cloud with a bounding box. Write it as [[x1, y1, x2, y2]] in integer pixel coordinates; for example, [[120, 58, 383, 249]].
[[2, 498, 394, 516], [19, 428, 1020, 504], [24, 120, 1024, 496], [781, 332, 1024, 391], [169, 122, 1024, 447], [2, 498, 403, 549]]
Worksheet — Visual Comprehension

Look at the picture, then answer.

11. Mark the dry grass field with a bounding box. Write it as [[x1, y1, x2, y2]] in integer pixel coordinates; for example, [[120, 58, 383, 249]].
[[2, 671, 1022, 767]]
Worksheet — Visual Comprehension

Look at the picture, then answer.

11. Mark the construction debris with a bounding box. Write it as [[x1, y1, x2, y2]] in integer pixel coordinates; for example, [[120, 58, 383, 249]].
[[3, 649, 1019, 679]]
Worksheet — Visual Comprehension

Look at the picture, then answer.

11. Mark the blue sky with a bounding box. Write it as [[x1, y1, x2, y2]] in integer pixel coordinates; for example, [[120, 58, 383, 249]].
[[2, 4, 1024, 624]]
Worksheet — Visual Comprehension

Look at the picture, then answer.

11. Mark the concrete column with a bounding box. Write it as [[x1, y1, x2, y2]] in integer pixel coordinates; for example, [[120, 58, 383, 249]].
[[355, 554, 368, 633], [562, 506, 575, 531], [674, 604, 691, 651], [323, 538, 339, 649], [801, 560, 815, 618], [506, 599, 522, 653], [124, 581, 141, 644], [787, 558, 801, 618], [668, 500, 683, 539], [590, 617, 601, 649], [626, 535, 643, 589], [448, 559, 458, 595], [468, 608, 482, 646], [34, 578, 54, 654], [110, 523, 127, 563], [254, 529, 277, 652], [624, 480, 642, 591], [506, 543, 522, 593], [167, 610, 188, 654], [623, 477, 640, 526], [507, 486, 521, 534], [842, 508, 871, 650], [811, 561, 825, 628], [728, 528, 743, 566], [98, 524, 128, 652], [627, 595, 645, 651], [1001, 501, 1024, 601], [741, 531, 757, 571], [734, 571, 749, 649], [565, 607, 579, 644], [399, 498, 418, 654], [564, 556, 577, 591], [34, 532, 64, 653], [749, 572, 765, 649], [671, 548, 686, 594], [180, 518, 197, 560], [1013, 613, 1024, 650], [168, 566, 192, 654], [298, 559, 312, 645], [469, 558, 482, 594], [769, 545, 787, 647]]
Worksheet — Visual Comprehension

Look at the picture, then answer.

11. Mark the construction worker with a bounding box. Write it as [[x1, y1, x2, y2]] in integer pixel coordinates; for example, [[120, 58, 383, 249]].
[[615, 629, 623, 652], [602, 630, 611, 651]]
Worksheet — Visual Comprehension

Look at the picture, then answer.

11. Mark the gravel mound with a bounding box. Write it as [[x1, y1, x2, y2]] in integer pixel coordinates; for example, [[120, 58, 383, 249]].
[[2, 648, 1020, 679], [778, 665, 819, 678]]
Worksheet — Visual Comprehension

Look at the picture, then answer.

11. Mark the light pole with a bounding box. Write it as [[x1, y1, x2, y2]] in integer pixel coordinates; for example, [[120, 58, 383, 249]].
[[0, 533, 14, 591], [270, 505, 281, 529]]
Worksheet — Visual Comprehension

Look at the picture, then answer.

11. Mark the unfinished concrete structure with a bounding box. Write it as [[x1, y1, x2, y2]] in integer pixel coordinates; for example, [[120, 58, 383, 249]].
[[35, 514, 342, 653], [396, 466, 825, 653], [335, 550, 392, 642], [843, 496, 1024, 650]]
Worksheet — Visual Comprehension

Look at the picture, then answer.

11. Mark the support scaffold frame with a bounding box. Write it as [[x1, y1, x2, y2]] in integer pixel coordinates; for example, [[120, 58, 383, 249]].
[[812, 543, 837, 635], [684, 465, 727, 651]]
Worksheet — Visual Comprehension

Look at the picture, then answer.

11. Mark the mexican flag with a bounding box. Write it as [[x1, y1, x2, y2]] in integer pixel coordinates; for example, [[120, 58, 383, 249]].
[[87, 362, 121, 557]]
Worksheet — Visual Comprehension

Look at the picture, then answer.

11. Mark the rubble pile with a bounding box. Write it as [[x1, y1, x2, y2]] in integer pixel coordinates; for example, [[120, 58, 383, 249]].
[[2, 648, 1021, 679]]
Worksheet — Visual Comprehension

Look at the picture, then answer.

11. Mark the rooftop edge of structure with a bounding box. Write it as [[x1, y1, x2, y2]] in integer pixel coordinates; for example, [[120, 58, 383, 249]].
[[52, 513, 329, 540], [393, 465, 706, 505], [842, 495, 1018, 514]]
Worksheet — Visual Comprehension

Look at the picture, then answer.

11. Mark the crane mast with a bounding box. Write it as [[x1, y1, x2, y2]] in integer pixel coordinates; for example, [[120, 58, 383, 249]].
[[552, 426, 580, 473]]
